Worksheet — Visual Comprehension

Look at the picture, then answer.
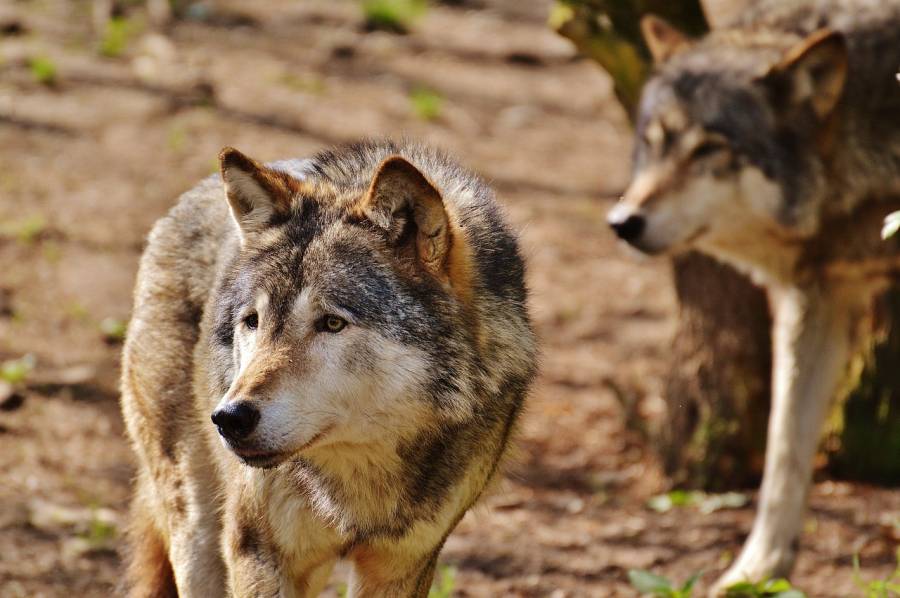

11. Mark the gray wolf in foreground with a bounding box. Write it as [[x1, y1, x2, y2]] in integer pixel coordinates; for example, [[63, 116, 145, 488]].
[[607, 0, 900, 593], [120, 139, 537, 596]]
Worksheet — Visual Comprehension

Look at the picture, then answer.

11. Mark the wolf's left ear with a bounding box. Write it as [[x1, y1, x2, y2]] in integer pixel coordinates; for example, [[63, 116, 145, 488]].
[[641, 14, 689, 64], [219, 147, 300, 242], [767, 29, 848, 119], [360, 156, 451, 279]]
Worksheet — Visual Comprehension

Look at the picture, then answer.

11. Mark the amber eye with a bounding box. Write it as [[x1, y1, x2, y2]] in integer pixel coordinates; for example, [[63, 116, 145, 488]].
[[243, 312, 259, 330], [320, 315, 347, 334]]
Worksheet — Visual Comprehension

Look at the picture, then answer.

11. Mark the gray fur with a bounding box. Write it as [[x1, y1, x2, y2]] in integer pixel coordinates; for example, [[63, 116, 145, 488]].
[[120, 139, 537, 597], [610, 2, 900, 594]]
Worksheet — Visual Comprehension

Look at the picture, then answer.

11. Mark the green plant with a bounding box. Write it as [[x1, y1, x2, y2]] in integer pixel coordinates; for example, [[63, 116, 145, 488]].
[[99, 17, 138, 57], [853, 549, 900, 597], [0, 214, 47, 244], [81, 508, 117, 549], [100, 317, 128, 343], [409, 87, 443, 121], [28, 56, 57, 86], [646, 490, 747, 514], [628, 569, 701, 598], [428, 564, 456, 598], [724, 578, 805, 598], [1, 355, 35, 385], [362, 0, 427, 33]]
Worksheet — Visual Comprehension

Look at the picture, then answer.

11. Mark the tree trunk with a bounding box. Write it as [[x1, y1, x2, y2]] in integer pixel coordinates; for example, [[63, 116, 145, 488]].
[[662, 253, 771, 489], [825, 288, 900, 483], [553, 0, 900, 489]]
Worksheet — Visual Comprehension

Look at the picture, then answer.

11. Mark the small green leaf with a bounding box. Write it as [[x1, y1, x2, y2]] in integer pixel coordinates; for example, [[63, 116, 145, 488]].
[[724, 581, 756, 597], [428, 564, 456, 598], [99, 17, 139, 57], [763, 579, 793, 592], [100, 317, 128, 343], [409, 86, 443, 121], [628, 569, 674, 593], [681, 571, 703, 593], [28, 56, 57, 86], [362, 0, 428, 33], [1, 355, 35, 385]]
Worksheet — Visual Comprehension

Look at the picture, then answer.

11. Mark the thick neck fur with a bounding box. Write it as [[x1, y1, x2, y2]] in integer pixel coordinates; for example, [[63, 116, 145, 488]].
[[285, 436, 415, 538]]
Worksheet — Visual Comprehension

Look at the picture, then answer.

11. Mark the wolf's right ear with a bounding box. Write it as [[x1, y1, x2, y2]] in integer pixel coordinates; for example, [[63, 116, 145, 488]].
[[641, 14, 689, 64], [219, 147, 300, 242], [359, 156, 451, 280]]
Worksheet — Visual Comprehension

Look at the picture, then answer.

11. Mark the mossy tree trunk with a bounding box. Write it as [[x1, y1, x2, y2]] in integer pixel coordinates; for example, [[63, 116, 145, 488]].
[[553, 0, 900, 489], [825, 288, 900, 483]]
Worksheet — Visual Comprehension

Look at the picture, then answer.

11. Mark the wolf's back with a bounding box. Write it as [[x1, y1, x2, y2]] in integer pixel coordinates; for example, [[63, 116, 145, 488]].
[[735, 0, 900, 114]]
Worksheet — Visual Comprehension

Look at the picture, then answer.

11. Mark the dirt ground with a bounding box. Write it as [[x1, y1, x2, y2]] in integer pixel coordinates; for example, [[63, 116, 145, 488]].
[[1, 1, 898, 596]]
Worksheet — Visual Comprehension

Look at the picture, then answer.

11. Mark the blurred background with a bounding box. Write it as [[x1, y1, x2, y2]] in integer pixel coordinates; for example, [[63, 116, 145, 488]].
[[0, 0, 898, 596]]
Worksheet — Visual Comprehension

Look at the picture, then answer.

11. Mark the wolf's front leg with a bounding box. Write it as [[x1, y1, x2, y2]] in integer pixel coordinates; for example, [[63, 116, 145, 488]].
[[348, 546, 440, 598], [223, 515, 286, 597], [711, 285, 855, 595]]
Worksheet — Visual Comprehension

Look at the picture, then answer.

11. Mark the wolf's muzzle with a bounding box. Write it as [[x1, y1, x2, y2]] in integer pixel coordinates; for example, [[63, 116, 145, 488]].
[[607, 210, 646, 244], [211, 401, 260, 442]]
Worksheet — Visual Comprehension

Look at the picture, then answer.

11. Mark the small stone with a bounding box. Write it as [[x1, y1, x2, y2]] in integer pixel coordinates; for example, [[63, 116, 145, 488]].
[[0, 381, 24, 411]]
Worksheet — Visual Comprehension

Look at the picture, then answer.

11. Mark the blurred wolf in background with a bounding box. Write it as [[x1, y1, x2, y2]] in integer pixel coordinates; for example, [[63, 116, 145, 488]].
[[607, 0, 900, 592], [119, 139, 536, 597]]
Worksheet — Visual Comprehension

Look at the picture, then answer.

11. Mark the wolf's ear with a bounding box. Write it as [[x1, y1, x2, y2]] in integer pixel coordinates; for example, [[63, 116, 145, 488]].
[[767, 29, 847, 119], [360, 156, 451, 278], [219, 147, 299, 241], [641, 14, 689, 64]]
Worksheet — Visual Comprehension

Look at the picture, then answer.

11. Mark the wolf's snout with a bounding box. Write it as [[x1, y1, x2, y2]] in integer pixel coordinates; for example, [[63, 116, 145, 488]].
[[211, 401, 260, 441], [607, 207, 646, 244]]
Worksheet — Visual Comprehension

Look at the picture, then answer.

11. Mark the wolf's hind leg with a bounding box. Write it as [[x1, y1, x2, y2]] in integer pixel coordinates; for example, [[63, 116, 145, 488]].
[[711, 285, 857, 595], [121, 490, 177, 598]]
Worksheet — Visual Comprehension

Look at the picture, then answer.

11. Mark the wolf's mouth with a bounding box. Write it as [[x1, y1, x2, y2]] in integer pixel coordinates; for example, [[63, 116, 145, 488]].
[[233, 447, 286, 469], [219, 439, 287, 468]]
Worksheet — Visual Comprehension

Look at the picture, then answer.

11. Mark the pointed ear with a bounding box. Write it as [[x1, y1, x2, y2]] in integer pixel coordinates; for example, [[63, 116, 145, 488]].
[[219, 147, 300, 241], [767, 29, 847, 119], [359, 156, 451, 278], [641, 14, 689, 64]]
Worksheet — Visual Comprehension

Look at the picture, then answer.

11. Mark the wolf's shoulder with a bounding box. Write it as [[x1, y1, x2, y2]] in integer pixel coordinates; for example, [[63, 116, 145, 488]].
[[731, 0, 900, 36]]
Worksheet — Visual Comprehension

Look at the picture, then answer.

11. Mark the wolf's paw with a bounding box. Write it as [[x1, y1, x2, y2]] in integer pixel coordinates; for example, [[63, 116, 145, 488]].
[[709, 544, 796, 597]]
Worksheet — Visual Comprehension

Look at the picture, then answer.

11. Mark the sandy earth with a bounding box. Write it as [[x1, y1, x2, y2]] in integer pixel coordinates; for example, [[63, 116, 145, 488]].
[[0, 1, 898, 596]]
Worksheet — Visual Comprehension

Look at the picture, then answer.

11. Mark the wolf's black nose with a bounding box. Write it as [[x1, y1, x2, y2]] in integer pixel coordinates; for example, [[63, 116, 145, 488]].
[[609, 214, 646, 243], [211, 402, 260, 441]]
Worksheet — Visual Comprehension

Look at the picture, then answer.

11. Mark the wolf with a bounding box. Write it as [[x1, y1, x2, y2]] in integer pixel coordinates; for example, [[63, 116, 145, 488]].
[[606, 0, 900, 592], [119, 139, 537, 597]]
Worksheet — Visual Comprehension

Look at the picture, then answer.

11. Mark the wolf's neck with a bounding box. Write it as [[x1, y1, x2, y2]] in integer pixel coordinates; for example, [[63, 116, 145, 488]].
[[824, 119, 900, 216], [285, 438, 414, 538]]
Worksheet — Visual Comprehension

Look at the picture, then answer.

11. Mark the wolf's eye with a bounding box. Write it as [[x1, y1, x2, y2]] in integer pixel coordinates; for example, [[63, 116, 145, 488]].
[[318, 315, 347, 334], [243, 312, 259, 330], [692, 141, 726, 159]]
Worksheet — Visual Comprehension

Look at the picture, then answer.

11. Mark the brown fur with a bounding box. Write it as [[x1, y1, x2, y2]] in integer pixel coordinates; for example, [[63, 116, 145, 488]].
[[120, 139, 537, 597]]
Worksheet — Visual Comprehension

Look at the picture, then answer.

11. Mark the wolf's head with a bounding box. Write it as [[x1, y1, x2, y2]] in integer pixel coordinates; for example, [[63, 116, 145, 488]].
[[607, 16, 848, 255], [208, 147, 479, 468]]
